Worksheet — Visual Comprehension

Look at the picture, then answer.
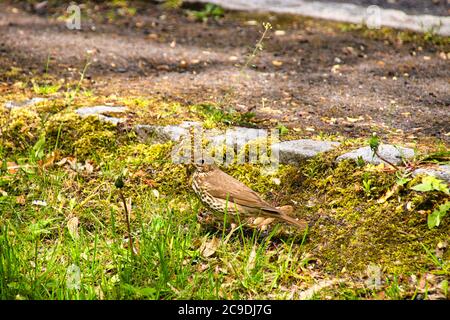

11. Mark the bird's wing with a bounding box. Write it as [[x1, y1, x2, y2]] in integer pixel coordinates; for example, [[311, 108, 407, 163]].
[[204, 169, 280, 213]]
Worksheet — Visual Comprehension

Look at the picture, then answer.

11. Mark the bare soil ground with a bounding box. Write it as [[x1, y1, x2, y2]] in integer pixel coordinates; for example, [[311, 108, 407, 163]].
[[0, 1, 449, 144]]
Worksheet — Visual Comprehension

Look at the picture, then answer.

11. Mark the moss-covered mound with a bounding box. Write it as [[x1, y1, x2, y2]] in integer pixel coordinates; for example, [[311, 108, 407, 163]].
[[1, 95, 448, 299]]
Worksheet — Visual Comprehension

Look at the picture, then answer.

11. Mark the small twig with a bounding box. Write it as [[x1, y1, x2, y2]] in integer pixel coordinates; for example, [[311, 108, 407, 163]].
[[119, 190, 134, 256], [374, 149, 400, 171], [369, 133, 400, 171], [241, 22, 272, 72]]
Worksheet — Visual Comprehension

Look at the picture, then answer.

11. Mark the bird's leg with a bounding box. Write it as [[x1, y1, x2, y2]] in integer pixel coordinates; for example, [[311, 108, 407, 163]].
[[196, 209, 216, 225]]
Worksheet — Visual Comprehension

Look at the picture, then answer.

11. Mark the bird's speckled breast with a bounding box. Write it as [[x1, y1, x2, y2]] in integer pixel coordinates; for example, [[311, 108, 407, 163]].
[[192, 171, 235, 213]]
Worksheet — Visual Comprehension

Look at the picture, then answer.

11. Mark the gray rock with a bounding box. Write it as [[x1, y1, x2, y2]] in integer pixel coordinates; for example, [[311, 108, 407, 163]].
[[96, 115, 126, 125], [75, 105, 127, 124], [186, 0, 450, 36], [272, 139, 341, 164], [135, 124, 188, 143], [412, 165, 450, 184], [75, 105, 127, 116], [134, 121, 200, 143], [209, 127, 268, 150], [179, 121, 201, 129], [133, 123, 343, 165], [336, 144, 415, 165], [5, 97, 46, 109]]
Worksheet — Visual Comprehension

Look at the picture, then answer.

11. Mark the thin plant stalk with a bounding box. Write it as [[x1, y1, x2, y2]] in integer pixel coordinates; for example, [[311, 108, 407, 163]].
[[118, 189, 134, 256]]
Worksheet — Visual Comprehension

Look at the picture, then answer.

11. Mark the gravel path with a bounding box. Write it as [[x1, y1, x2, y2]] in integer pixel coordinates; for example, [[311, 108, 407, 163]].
[[1, 1, 449, 143]]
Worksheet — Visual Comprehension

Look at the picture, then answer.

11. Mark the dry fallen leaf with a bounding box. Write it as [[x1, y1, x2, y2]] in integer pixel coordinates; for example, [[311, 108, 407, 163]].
[[133, 170, 146, 178], [32, 200, 47, 207], [377, 184, 401, 204], [143, 178, 157, 187], [7, 162, 18, 174], [342, 46, 357, 55], [272, 60, 283, 67], [346, 116, 364, 123], [298, 279, 339, 300], [16, 195, 26, 205], [200, 236, 220, 258], [67, 216, 79, 240], [245, 20, 258, 26], [331, 64, 341, 73], [246, 245, 258, 272], [151, 189, 160, 198], [56, 157, 68, 166], [84, 161, 94, 174], [66, 157, 78, 170], [41, 151, 59, 169]]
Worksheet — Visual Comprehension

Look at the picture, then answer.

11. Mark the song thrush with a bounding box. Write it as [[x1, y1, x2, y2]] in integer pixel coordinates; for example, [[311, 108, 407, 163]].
[[191, 162, 307, 230]]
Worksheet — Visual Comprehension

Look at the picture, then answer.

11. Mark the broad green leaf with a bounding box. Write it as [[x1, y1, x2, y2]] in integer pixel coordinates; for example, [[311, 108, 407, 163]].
[[32, 134, 46, 160], [428, 201, 450, 229], [396, 177, 410, 186], [411, 176, 449, 194], [411, 183, 433, 192], [428, 211, 440, 228]]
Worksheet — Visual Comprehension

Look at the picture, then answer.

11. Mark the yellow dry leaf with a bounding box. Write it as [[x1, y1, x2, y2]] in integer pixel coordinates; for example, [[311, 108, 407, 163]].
[[346, 116, 364, 123], [67, 216, 79, 240], [16, 195, 26, 205], [7, 162, 18, 174], [246, 245, 258, 272], [84, 161, 94, 174], [272, 60, 283, 67], [377, 184, 401, 204], [260, 107, 282, 115], [200, 236, 220, 258]]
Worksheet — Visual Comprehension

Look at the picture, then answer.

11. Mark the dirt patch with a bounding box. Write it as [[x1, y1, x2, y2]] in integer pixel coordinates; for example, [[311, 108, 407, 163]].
[[0, 1, 449, 144]]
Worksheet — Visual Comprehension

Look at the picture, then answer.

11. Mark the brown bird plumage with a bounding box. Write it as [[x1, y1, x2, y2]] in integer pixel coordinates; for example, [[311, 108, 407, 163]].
[[192, 163, 307, 230]]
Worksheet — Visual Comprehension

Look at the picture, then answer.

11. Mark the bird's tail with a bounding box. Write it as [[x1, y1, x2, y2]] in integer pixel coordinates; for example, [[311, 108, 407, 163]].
[[276, 205, 294, 215], [274, 205, 308, 230]]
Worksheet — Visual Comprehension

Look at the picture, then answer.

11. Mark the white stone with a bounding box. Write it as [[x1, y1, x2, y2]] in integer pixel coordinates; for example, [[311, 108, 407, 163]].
[[336, 144, 415, 165], [75, 105, 127, 124], [272, 139, 341, 164], [412, 165, 450, 184], [134, 122, 200, 142], [185, 0, 450, 36], [209, 127, 268, 150], [5, 97, 46, 109]]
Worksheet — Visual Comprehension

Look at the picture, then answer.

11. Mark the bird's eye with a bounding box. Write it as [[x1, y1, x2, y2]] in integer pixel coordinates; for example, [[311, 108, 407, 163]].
[[201, 159, 205, 165]]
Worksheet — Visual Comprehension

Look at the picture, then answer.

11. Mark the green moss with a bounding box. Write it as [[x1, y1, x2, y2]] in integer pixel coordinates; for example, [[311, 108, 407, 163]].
[[44, 112, 120, 158], [117, 142, 190, 194], [2, 88, 449, 288], [0, 107, 41, 152], [276, 154, 450, 275]]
